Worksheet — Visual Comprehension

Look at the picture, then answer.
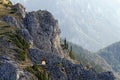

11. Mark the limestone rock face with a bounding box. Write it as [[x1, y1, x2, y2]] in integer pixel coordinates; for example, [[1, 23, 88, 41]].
[[24, 10, 63, 56], [0, 56, 36, 80], [0, 57, 17, 80]]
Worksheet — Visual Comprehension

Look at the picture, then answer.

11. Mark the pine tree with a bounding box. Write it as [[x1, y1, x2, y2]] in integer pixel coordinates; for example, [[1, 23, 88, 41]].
[[64, 38, 68, 49], [70, 46, 72, 53], [69, 46, 75, 59]]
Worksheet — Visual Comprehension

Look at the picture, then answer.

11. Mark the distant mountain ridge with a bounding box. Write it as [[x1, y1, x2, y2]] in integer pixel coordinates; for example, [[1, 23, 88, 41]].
[[69, 41, 120, 79], [67, 42, 113, 72], [98, 41, 120, 73]]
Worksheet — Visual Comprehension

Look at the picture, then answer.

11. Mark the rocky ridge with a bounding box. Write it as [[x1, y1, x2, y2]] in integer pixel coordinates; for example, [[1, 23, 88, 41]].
[[0, 1, 115, 80]]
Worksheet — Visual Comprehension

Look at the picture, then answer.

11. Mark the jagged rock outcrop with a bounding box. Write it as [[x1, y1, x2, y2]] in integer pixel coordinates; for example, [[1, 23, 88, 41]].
[[2, 3, 26, 28], [23, 10, 63, 57], [0, 2, 115, 80], [12, 3, 26, 18]]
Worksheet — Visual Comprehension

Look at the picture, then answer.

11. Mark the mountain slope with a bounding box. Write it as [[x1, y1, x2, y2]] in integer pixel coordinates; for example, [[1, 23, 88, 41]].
[[98, 41, 120, 73], [0, 1, 115, 80], [67, 42, 113, 72], [69, 42, 120, 79], [11, 0, 120, 51]]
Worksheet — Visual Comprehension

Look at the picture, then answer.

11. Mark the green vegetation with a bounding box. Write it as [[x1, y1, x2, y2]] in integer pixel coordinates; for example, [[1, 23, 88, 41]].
[[0, 22, 15, 36], [67, 42, 105, 72], [32, 64, 39, 71], [0, 2, 29, 61], [60, 39, 105, 72], [69, 46, 75, 60], [0, 21, 29, 61], [14, 49, 26, 61], [61, 38, 75, 60], [25, 66, 35, 74], [9, 31, 29, 50], [8, 31, 29, 61], [10, 8, 18, 14], [64, 38, 68, 49], [0, 3, 19, 19], [25, 64, 50, 80]]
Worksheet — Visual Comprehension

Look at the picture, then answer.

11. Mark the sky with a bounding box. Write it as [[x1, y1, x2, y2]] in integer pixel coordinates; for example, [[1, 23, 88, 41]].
[[10, 0, 120, 13], [11, 0, 59, 12]]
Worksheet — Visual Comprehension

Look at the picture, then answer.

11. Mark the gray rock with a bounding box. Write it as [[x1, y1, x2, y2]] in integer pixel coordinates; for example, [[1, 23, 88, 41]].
[[20, 29, 33, 44], [13, 3, 26, 18], [29, 48, 115, 80], [98, 72, 115, 80], [0, 55, 36, 80], [18, 71, 37, 80], [0, 62, 17, 80], [2, 16, 20, 28], [2, 15, 24, 28], [23, 10, 63, 56]]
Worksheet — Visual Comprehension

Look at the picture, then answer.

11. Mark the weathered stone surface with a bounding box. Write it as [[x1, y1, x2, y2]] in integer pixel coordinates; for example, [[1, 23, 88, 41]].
[[0, 55, 36, 80], [98, 72, 115, 80], [23, 10, 63, 56], [20, 29, 33, 46], [17, 71, 37, 80], [29, 48, 115, 80], [2, 16, 20, 28], [0, 56, 17, 80], [13, 3, 26, 18], [2, 15, 25, 28]]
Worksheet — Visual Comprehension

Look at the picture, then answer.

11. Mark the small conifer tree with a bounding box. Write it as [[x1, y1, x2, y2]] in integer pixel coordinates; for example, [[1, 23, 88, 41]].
[[69, 46, 75, 59]]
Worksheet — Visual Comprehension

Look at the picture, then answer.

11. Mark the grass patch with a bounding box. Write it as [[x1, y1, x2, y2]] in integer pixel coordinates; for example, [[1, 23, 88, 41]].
[[0, 5, 29, 61], [32, 64, 39, 71], [69, 51, 75, 60], [25, 64, 50, 80], [14, 49, 26, 61], [8, 31, 29, 61], [25, 66, 35, 74], [0, 22, 29, 61], [9, 31, 29, 50], [0, 4, 19, 19]]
